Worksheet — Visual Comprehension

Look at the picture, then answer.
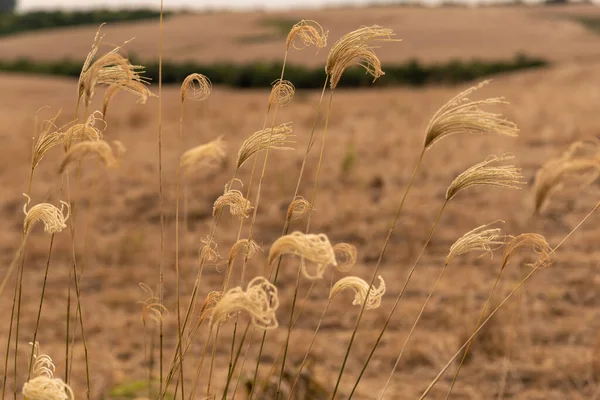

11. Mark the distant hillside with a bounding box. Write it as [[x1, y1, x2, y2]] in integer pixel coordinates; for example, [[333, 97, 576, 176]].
[[0, 5, 598, 67]]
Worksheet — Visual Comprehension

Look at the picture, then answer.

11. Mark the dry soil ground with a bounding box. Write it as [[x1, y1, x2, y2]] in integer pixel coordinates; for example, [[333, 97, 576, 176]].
[[2, 5, 600, 400]]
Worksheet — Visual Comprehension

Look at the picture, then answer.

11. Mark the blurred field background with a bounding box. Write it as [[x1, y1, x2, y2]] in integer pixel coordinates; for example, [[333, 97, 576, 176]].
[[2, 1, 600, 399]]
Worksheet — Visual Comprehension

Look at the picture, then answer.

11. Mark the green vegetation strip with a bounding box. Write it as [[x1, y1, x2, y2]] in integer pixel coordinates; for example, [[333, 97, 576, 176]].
[[0, 53, 547, 88], [0, 10, 170, 37]]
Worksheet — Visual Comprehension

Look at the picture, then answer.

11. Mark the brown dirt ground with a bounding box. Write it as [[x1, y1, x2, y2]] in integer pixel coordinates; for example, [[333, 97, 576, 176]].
[[1, 5, 600, 66], [2, 8, 600, 400]]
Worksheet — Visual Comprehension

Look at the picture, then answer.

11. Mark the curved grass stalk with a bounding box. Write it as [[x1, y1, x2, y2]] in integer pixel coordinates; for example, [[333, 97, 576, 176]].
[[331, 148, 426, 399], [421, 201, 600, 398]]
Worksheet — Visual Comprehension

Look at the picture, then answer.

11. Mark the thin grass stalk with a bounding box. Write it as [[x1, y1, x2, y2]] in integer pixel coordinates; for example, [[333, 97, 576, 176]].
[[28, 234, 56, 380], [157, 2, 165, 398], [189, 328, 213, 400], [175, 92, 185, 400], [249, 76, 329, 400], [288, 270, 336, 399], [334, 148, 427, 399], [221, 322, 251, 399], [379, 262, 448, 398], [276, 261, 304, 398], [421, 201, 599, 398], [207, 326, 219, 397], [444, 270, 503, 398], [419, 266, 538, 399], [8, 161, 35, 400]]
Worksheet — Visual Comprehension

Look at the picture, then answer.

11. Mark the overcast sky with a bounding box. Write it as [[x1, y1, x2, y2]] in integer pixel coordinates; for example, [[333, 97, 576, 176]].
[[19, 0, 419, 11]]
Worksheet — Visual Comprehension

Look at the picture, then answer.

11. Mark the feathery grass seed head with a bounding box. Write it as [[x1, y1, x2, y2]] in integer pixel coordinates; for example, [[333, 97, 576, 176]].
[[199, 236, 222, 265], [102, 80, 154, 117], [501, 233, 552, 270], [138, 283, 168, 324], [181, 73, 212, 103], [446, 221, 506, 265], [446, 154, 525, 201], [213, 189, 253, 218], [269, 79, 295, 108], [286, 20, 328, 51], [31, 111, 64, 171], [23, 194, 70, 235], [236, 123, 294, 169], [59, 140, 118, 174], [326, 25, 398, 89], [424, 80, 518, 150], [229, 239, 262, 262], [330, 275, 385, 309], [180, 137, 227, 177], [62, 111, 105, 152], [287, 196, 314, 221], [268, 232, 336, 280], [23, 343, 74, 400], [211, 276, 279, 329], [333, 243, 358, 272], [533, 139, 600, 214]]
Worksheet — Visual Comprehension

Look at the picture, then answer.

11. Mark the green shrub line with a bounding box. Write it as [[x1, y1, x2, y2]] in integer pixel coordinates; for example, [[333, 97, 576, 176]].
[[0, 10, 170, 37], [0, 53, 548, 88]]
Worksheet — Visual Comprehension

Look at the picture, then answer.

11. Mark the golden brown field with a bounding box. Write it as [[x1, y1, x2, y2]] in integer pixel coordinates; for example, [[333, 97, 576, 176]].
[[0, 4, 600, 65], [2, 5, 600, 400]]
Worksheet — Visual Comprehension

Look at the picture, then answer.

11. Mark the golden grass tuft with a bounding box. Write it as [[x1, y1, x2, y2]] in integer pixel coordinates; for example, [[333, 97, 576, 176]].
[[424, 80, 519, 150], [269, 79, 295, 109], [59, 139, 119, 174], [501, 233, 552, 270], [199, 291, 223, 322], [23, 194, 70, 235], [199, 236, 222, 265], [268, 232, 337, 280], [210, 276, 279, 330], [139, 283, 169, 324], [533, 138, 600, 214], [330, 275, 385, 310], [78, 25, 149, 106], [325, 25, 398, 89], [236, 122, 294, 169], [22, 343, 74, 400], [62, 111, 105, 151], [229, 239, 262, 262], [287, 196, 314, 221], [212, 189, 253, 219], [446, 154, 525, 201], [180, 137, 227, 177], [102, 80, 155, 117], [333, 243, 358, 272], [181, 73, 212, 103], [31, 111, 64, 171], [446, 221, 506, 265], [286, 20, 328, 51]]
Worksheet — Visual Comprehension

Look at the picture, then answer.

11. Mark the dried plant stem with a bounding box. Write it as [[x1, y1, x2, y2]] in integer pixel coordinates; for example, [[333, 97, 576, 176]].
[[444, 269, 503, 398], [250, 76, 329, 399], [276, 261, 304, 397], [8, 170, 34, 400], [189, 328, 213, 400], [421, 201, 600, 398], [157, 2, 165, 398], [221, 322, 251, 399], [334, 148, 427, 399], [207, 326, 219, 397], [380, 261, 449, 398], [174, 99, 186, 400], [276, 88, 335, 396], [288, 272, 336, 399]]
